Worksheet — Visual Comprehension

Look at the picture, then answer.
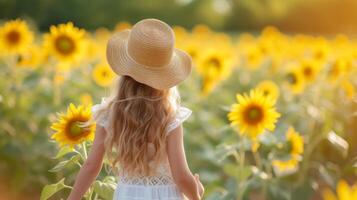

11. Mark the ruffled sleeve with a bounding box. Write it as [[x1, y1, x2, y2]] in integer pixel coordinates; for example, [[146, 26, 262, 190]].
[[91, 98, 110, 129], [166, 106, 192, 134]]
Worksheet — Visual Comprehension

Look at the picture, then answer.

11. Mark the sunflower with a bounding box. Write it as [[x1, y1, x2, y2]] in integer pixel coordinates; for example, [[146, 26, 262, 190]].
[[228, 89, 281, 140], [0, 19, 34, 54], [180, 38, 200, 61], [341, 80, 355, 100], [245, 46, 265, 70], [95, 27, 111, 41], [310, 42, 329, 63], [85, 30, 108, 62], [17, 44, 46, 68], [272, 157, 299, 174], [200, 78, 217, 96], [256, 80, 280, 102], [192, 24, 211, 37], [323, 180, 357, 200], [51, 104, 96, 147], [197, 48, 233, 78], [115, 21, 132, 32], [285, 66, 305, 94], [197, 48, 234, 95], [173, 25, 188, 46], [44, 22, 86, 63], [286, 127, 304, 157], [299, 59, 320, 83], [328, 58, 350, 81], [92, 63, 116, 87]]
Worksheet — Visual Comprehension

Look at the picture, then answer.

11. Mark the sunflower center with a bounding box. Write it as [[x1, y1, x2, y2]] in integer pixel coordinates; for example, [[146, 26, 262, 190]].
[[101, 70, 109, 78], [207, 57, 221, 70], [248, 53, 256, 61], [303, 66, 312, 77], [17, 55, 24, 63], [314, 50, 324, 60], [55, 35, 75, 55], [243, 105, 264, 125], [6, 30, 20, 44], [286, 73, 297, 85], [263, 90, 270, 96], [68, 121, 85, 138]]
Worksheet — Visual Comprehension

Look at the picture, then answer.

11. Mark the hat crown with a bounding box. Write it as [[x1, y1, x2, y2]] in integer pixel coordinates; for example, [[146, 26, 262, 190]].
[[127, 19, 175, 68]]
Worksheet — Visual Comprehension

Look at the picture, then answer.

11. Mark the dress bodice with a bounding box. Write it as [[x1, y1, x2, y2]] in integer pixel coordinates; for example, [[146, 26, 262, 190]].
[[92, 98, 192, 186]]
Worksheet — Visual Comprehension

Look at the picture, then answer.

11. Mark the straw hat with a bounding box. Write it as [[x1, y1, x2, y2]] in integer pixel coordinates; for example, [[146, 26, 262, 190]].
[[106, 19, 192, 90]]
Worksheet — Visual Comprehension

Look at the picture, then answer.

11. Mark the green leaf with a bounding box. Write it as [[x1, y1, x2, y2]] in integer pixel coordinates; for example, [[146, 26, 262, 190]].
[[240, 166, 253, 181], [223, 163, 239, 178], [40, 178, 69, 200], [327, 131, 349, 158], [103, 176, 117, 183], [268, 183, 290, 200], [49, 155, 80, 172], [93, 179, 116, 200], [55, 146, 75, 159], [223, 163, 252, 181], [205, 190, 231, 200], [216, 143, 237, 163]]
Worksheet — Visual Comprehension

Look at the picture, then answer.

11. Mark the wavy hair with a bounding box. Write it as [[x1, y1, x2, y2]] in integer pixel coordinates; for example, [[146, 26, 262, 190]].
[[98, 76, 180, 176]]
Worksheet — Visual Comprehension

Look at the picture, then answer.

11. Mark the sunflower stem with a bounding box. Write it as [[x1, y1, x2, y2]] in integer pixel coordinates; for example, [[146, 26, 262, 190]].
[[237, 137, 246, 200], [82, 142, 88, 160], [254, 152, 267, 199]]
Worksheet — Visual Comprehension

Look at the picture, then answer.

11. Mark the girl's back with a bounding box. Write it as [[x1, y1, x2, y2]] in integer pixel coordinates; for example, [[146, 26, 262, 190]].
[[93, 86, 191, 199], [92, 78, 192, 199], [67, 19, 204, 200]]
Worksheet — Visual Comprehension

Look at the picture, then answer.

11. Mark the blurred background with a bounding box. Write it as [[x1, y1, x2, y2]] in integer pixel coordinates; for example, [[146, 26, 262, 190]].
[[1, 0, 357, 35], [1, 0, 357, 200]]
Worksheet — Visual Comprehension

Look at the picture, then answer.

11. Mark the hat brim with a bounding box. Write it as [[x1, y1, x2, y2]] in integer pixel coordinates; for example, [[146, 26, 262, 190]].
[[106, 30, 192, 90]]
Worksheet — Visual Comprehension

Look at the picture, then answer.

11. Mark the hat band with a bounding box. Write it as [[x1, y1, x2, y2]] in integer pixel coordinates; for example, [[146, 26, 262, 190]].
[[124, 40, 174, 71]]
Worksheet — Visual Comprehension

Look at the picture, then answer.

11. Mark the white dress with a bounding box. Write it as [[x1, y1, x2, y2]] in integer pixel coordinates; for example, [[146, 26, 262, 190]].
[[92, 99, 192, 200]]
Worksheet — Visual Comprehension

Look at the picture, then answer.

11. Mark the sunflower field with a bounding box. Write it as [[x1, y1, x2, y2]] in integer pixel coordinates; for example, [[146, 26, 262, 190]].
[[1, 17, 357, 200]]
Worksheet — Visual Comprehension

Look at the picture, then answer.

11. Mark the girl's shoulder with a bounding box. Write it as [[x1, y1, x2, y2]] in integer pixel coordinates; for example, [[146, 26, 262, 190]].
[[166, 106, 192, 134]]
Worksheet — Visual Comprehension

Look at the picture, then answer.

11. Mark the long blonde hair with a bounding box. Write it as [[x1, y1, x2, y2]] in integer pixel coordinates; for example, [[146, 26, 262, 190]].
[[100, 76, 180, 176]]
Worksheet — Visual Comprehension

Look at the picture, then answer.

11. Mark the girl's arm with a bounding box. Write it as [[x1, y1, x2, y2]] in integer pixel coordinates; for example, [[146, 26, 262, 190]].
[[166, 125, 204, 200], [67, 126, 106, 200]]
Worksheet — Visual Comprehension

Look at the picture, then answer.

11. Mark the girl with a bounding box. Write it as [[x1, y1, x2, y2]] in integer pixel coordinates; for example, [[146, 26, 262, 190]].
[[67, 19, 204, 200]]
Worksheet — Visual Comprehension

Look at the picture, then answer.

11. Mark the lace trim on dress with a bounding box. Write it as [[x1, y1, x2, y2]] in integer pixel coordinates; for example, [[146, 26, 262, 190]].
[[118, 162, 175, 186], [113, 184, 183, 200]]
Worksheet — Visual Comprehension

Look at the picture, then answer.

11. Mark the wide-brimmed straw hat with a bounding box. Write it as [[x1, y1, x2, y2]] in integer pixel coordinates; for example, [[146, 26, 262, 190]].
[[106, 18, 192, 90]]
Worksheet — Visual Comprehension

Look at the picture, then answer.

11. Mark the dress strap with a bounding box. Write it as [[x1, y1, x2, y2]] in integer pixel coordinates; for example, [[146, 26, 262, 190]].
[[166, 106, 192, 134]]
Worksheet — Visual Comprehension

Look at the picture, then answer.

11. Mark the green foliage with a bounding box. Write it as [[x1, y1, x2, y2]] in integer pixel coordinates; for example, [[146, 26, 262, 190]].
[[93, 177, 117, 200], [49, 154, 80, 173], [40, 178, 70, 200], [41, 141, 116, 200]]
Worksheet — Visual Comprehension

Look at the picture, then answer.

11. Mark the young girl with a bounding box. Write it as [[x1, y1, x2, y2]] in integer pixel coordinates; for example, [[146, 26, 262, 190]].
[[67, 19, 204, 200]]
